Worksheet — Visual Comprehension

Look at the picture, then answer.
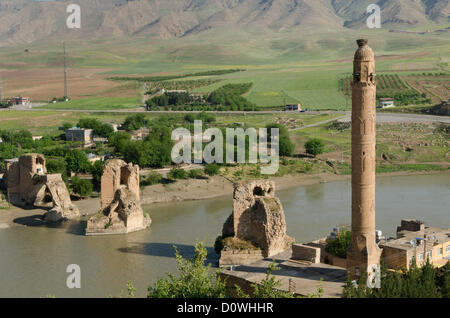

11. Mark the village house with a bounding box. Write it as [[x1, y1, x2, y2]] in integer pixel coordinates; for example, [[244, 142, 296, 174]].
[[380, 219, 450, 270], [65, 127, 94, 145], [285, 104, 302, 112], [12, 96, 31, 106], [87, 153, 104, 164], [378, 98, 395, 108], [130, 127, 150, 141]]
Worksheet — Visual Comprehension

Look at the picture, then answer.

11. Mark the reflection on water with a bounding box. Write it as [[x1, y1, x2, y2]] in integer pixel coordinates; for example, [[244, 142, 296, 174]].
[[0, 174, 448, 298]]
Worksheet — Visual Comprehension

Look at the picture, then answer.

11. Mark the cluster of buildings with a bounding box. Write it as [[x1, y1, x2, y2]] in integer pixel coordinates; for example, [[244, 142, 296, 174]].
[[380, 219, 450, 270]]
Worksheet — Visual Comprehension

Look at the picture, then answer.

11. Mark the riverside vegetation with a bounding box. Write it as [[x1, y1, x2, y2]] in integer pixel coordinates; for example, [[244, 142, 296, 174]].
[[1, 113, 448, 199]]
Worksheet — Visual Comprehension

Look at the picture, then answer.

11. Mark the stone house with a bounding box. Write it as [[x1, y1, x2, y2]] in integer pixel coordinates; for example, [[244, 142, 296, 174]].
[[65, 127, 94, 145], [380, 219, 450, 270]]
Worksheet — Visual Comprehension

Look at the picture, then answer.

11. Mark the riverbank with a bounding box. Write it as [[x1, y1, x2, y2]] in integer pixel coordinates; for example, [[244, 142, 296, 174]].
[[1, 169, 448, 229]]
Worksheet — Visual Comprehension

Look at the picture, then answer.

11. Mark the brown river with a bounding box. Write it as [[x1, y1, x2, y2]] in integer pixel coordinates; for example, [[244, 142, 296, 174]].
[[0, 174, 449, 297]]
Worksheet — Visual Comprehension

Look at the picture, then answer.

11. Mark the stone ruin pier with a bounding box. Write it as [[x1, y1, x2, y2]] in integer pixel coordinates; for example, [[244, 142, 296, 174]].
[[218, 180, 293, 266], [85, 159, 151, 235], [4, 154, 80, 222]]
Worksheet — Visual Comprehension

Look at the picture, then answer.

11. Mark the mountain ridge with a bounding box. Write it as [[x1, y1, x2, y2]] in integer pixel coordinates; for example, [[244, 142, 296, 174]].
[[0, 0, 448, 46]]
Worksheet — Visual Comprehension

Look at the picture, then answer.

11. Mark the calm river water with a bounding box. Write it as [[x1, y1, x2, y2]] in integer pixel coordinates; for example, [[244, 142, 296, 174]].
[[0, 174, 449, 298]]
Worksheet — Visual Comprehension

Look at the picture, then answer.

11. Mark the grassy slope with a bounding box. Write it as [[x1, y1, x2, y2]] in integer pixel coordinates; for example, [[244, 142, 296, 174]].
[[0, 27, 448, 110]]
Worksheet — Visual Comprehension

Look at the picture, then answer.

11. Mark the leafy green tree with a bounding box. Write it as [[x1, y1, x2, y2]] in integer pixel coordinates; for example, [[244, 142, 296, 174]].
[[65, 150, 92, 173], [46, 157, 69, 188], [305, 138, 325, 157], [326, 229, 351, 259], [61, 122, 73, 131], [77, 119, 114, 138], [90, 160, 104, 191], [266, 123, 295, 157], [122, 114, 150, 131], [147, 242, 227, 298], [109, 132, 131, 156], [344, 259, 448, 298], [71, 177, 93, 198]]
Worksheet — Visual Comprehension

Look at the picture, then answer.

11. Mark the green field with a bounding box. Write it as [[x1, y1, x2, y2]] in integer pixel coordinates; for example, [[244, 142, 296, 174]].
[[0, 26, 449, 110], [41, 97, 142, 110]]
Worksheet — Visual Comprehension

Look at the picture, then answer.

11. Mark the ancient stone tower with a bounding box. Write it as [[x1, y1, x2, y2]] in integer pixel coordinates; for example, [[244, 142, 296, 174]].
[[347, 39, 382, 281]]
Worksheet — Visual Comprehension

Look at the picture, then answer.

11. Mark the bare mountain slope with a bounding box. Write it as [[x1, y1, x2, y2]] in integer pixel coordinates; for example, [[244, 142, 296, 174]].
[[0, 0, 447, 46]]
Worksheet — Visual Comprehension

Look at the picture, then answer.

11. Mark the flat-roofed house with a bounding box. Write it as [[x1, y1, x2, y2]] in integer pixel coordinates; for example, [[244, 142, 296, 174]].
[[12, 96, 31, 106], [379, 98, 394, 108], [285, 104, 302, 112], [66, 127, 94, 145], [380, 219, 450, 270]]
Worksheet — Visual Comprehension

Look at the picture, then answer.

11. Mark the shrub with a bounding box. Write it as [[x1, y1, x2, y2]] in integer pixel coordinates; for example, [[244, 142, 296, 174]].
[[266, 123, 295, 156], [168, 168, 187, 180], [143, 171, 163, 186], [147, 242, 227, 298], [188, 169, 204, 179], [71, 177, 93, 198], [326, 229, 351, 259], [305, 138, 325, 157], [204, 163, 220, 176]]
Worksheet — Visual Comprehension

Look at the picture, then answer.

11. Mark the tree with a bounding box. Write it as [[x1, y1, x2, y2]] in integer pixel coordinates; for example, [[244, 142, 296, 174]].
[[326, 230, 351, 259], [46, 157, 69, 189], [71, 177, 93, 198], [61, 122, 73, 131], [147, 242, 227, 298], [265, 123, 295, 157], [77, 119, 114, 138], [109, 132, 131, 156], [122, 114, 150, 131], [305, 138, 325, 157], [90, 160, 104, 191], [344, 259, 448, 298], [65, 150, 92, 173]]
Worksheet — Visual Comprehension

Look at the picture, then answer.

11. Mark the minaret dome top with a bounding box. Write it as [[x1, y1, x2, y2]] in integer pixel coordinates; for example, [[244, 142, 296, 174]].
[[354, 39, 374, 61]]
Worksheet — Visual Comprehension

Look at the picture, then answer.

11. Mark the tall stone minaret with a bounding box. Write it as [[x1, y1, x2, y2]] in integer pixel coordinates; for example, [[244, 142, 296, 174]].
[[347, 39, 381, 282]]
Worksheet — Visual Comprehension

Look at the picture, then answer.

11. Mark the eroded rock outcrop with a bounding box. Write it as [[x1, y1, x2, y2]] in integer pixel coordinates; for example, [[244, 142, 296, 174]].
[[86, 159, 151, 235], [219, 181, 293, 265], [4, 154, 80, 222]]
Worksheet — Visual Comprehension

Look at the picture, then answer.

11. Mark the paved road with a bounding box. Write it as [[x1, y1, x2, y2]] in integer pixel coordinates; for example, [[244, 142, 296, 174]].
[[338, 113, 450, 124]]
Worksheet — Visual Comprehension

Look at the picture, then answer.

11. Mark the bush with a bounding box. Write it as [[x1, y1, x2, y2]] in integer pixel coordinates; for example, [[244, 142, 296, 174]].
[[204, 163, 220, 176], [65, 150, 92, 173], [326, 229, 351, 259], [143, 171, 163, 186], [344, 260, 450, 298], [147, 242, 228, 298], [305, 138, 325, 157], [188, 169, 204, 179], [90, 160, 104, 191], [266, 123, 295, 156], [122, 114, 150, 131], [168, 168, 187, 180], [71, 177, 93, 198]]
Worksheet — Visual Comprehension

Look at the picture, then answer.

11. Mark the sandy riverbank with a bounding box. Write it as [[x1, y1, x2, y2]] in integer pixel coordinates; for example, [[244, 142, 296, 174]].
[[1, 169, 448, 228]]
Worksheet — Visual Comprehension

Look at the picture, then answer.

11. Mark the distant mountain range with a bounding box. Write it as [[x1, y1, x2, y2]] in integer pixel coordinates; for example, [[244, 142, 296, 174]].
[[0, 0, 448, 46]]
